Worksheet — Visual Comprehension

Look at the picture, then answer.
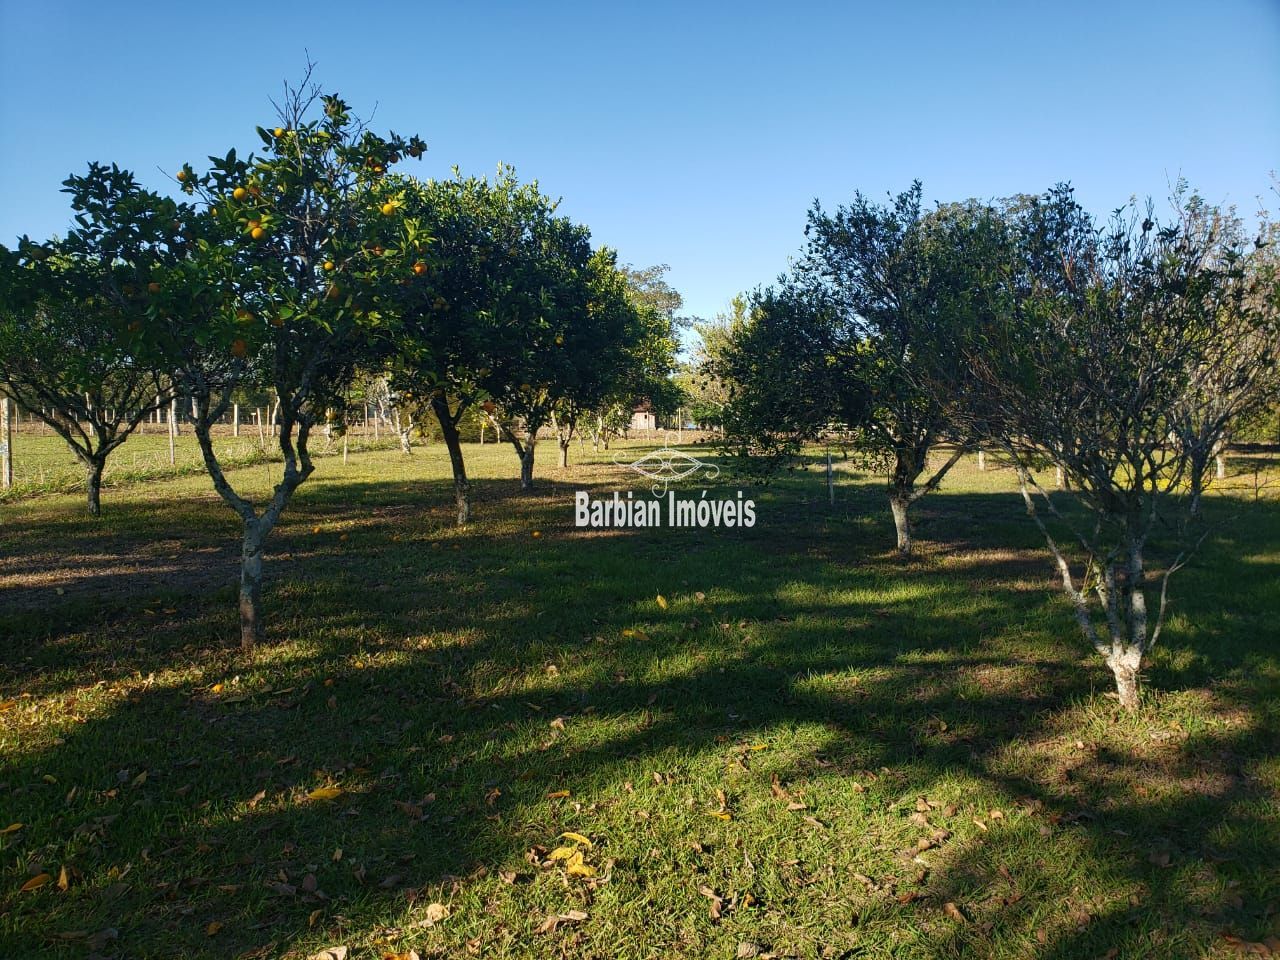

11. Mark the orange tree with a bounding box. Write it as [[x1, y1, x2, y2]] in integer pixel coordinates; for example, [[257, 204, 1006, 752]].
[[171, 81, 425, 647], [476, 212, 597, 489], [0, 166, 192, 515], [549, 248, 677, 469], [377, 168, 557, 523]]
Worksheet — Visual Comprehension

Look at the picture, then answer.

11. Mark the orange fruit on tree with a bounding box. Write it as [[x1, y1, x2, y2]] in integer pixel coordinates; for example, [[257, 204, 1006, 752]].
[[323, 261, 335, 272], [231, 338, 248, 358], [412, 262, 427, 275], [176, 170, 188, 182], [325, 283, 341, 301], [380, 202, 396, 216], [232, 187, 247, 201], [273, 127, 284, 137], [251, 227, 265, 240]]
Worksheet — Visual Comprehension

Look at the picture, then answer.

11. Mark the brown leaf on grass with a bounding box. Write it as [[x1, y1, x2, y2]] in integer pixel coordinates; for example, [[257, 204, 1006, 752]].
[[247, 790, 266, 809], [546, 790, 570, 799], [308, 948, 348, 960], [1, 823, 23, 834], [56, 865, 70, 892], [769, 775, 789, 800], [973, 819, 988, 832], [943, 902, 968, 922], [656, 594, 669, 610], [786, 801, 808, 811], [698, 884, 725, 920], [423, 902, 449, 926], [536, 909, 588, 934], [19, 873, 51, 892], [896, 890, 920, 904], [383, 952, 421, 960], [205, 921, 222, 936], [307, 786, 343, 802]]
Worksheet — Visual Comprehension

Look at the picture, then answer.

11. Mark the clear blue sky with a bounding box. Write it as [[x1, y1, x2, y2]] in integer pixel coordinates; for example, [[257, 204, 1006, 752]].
[[2, 0, 1277, 328]]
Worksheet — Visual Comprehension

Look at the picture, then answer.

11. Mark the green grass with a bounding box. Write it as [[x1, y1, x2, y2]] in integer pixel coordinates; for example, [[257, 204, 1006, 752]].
[[0, 426, 401, 502], [1, 438, 1278, 959]]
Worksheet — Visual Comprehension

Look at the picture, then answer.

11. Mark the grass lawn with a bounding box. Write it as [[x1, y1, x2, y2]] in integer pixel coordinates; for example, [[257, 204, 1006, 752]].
[[1, 438, 1278, 959]]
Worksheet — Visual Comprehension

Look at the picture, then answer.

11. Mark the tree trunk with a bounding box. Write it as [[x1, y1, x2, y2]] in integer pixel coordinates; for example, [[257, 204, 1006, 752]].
[[558, 438, 569, 469], [520, 442, 536, 490], [889, 496, 911, 556], [433, 399, 470, 526], [239, 518, 265, 649], [1107, 647, 1143, 711], [86, 459, 104, 518]]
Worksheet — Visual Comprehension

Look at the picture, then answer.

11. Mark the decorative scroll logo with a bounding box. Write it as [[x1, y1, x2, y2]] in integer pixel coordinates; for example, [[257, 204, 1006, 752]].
[[614, 434, 720, 496]]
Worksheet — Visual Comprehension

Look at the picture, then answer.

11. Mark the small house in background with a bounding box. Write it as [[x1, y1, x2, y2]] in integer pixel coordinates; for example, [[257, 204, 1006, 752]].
[[629, 401, 656, 432]]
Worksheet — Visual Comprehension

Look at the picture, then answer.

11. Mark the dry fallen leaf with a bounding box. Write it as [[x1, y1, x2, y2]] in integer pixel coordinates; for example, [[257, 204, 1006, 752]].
[[205, 921, 222, 936], [308, 947, 348, 960], [943, 901, 968, 922], [1, 823, 23, 834], [697, 884, 725, 920], [424, 902, 449, 926], [307, 786, 344, 802], [558, 832, 593, 849], [656, 594, 669, 610], [56, 865, 70, 892], [20, 873, 51, 892], [546, 790, 570, 799], [536, 909, 588, 934]]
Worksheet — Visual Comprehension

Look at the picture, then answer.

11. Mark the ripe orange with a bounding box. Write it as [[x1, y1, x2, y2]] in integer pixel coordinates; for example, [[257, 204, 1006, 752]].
[[273, 127, 284, 137], [412, 262, 427, 275], [231, 338, 248, 358], [176, 170, 188, 182], [323, 261, 335, 272], [380, 202, 396, 216], [250, 227, 265, 240], [232, 187, 247, 201]]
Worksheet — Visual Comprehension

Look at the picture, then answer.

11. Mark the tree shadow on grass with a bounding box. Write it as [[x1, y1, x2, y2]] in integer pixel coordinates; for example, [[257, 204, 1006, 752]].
[[1, 470, 1278, 958]]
